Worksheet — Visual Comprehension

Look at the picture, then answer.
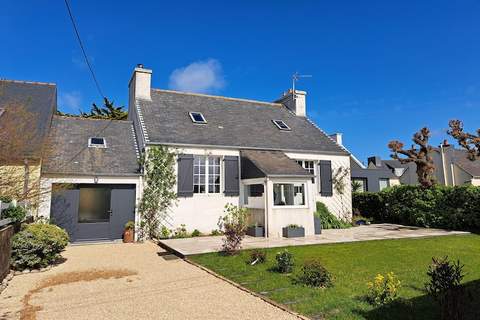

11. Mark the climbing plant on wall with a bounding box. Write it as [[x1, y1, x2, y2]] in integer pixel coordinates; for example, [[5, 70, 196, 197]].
[[331, 166, 351, 221], [138, 146, 177, 240]]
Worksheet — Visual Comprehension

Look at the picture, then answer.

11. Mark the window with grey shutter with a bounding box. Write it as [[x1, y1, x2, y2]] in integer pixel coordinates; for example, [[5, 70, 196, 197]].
[[319, 160, 333, 197], [177, 154, 194, 197], [224, 156, 239, 196]]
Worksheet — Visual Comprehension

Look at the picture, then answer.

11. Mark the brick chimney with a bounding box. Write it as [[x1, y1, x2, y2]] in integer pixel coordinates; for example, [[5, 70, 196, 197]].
[[275, 89, 306, 117], [329, 133, 343, 146]]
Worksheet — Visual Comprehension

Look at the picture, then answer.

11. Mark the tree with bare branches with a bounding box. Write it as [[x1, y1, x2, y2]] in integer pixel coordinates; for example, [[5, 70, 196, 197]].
[[447, 120, 480, 161], [388, 127, 436, 187]]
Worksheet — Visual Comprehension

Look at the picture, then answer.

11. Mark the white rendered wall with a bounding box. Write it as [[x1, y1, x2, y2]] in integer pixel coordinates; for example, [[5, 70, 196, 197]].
[[285, 152, 352, 220]]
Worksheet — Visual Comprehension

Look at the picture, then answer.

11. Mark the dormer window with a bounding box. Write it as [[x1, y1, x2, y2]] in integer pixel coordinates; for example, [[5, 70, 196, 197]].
[[88, 137, 107, 148], [189, 112, 207, 124], [272, 119, 291, 131]]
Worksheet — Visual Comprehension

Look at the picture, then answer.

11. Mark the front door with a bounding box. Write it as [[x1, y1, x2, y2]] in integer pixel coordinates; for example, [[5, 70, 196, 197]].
[[76, 186, 112, 241]]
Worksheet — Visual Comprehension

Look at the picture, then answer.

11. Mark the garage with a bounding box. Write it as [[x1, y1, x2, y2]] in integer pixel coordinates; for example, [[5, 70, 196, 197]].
[[51, 184, 136, 242]]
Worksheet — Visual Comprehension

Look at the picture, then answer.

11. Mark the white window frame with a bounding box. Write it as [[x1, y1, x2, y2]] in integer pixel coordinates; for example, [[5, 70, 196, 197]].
[[352, 178, 368, 192], [379, 178, 390, 191], [189, 112, 207, 124], [272, 181, 308, 209], [88, 137, 107, 148], [193, 155, 222, 195], [272, 119, 291, 131]]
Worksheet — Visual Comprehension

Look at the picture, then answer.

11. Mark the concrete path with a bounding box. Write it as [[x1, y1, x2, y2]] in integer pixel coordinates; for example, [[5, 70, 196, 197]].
[[0, 242, 299, 320], [159, 223, 468, 256]]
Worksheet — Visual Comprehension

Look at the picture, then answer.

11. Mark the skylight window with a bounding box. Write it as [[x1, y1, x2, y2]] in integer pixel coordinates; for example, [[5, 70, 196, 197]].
[[272, 120, 291, 131], [189, 112, 207, 124], [88, 137, 107, 148]]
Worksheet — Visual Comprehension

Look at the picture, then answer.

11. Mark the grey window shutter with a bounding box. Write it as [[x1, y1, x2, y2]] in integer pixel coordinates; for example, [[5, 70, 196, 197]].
[[224, 156, 240, 196], [177, 154, 194, 197], [319, 160, 333, 197]]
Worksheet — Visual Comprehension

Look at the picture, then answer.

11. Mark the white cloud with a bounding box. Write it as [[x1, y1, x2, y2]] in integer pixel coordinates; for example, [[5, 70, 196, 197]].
[[58, 91, 82, 112], [168, 59, 226, 93]]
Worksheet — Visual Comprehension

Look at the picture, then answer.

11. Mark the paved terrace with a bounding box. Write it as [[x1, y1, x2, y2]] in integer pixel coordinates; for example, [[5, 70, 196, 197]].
[[159, 224, 468, 256]]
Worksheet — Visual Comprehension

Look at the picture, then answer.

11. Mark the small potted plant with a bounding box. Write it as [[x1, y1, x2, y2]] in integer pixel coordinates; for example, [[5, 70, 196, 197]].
[[282, 224, 305, 238], [123, 221, 135, 243], [247, 223, 264, 237]]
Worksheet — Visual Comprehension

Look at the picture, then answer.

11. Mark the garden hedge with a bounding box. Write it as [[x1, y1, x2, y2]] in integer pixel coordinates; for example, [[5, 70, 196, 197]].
[[353, 185, 480, 232]]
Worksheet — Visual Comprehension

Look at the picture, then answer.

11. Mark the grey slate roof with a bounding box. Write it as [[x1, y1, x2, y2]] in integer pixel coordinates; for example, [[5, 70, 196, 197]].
[[452, 149, 480, 177], [138, 89, 348, 155], [0, 80, 57, 161], [42, 116, 140, 176], [241, 149, 312, 178]]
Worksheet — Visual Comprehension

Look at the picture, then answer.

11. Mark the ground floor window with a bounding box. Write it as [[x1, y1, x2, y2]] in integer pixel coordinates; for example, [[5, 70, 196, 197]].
[[193, 156, 221, 194], [273, 183, 305, 206], [379, 178, 390, 191], [352, 178, 368, 192]]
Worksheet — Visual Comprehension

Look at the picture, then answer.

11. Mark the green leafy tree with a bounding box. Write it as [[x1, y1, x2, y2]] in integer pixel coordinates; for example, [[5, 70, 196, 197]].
[[388, 127, 436, 188], [448, 119, 480, 161], [138, 146, 177, 240], [81, 97, 128, 120]]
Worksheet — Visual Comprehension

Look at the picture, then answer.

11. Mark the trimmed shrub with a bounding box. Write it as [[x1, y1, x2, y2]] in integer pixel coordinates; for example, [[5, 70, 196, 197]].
[[315, 202, 351, 229], [353, 185, 480, 231], [366, 272, 401, 306], [275, 249, 294, 273], [191, 229, 201, 237], [248, 249, 267, 265], [1, 205, 26, 223], [296, 259, 333, 288], [11, 223, 69, 270], [425, 256, 465, 320]]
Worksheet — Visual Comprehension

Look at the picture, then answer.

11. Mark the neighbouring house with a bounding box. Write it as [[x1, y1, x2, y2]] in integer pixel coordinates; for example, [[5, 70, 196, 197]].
[[350, 156, 400, 192], [0, 80, 57, 208], [384, 141, 480, 187], [38, 116, 141, 242], [128, 65, 352, 238]]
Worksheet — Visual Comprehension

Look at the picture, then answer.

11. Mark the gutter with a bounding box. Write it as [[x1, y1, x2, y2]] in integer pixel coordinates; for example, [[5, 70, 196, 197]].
[[146, 141, 350, 156]]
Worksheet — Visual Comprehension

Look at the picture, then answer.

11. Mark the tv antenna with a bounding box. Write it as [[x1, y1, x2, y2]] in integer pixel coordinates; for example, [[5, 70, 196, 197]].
[[292, 72, 312, 92]]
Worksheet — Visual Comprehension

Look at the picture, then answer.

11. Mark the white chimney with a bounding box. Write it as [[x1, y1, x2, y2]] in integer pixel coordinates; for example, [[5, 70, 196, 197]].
[[275, 89, 306, 117], [129, 64, 152, 101], [329, 133, 343, 146]]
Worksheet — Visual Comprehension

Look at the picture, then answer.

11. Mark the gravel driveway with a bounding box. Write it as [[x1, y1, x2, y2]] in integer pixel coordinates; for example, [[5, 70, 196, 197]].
[[0, 242, 299, 320]]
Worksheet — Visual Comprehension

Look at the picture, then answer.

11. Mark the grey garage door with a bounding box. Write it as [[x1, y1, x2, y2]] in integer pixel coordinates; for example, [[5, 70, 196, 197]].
[[51, 184, 136, 242]]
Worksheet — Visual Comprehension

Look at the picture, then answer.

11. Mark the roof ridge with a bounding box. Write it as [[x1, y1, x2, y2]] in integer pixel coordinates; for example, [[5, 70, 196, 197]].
[[151, 88, 282, 107], [53, 114, 133, 123], [0, 79, 56, 86]]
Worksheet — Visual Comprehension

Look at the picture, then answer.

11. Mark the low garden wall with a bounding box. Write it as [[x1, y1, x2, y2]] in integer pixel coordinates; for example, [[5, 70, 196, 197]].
[[353, 185, 480, 232]]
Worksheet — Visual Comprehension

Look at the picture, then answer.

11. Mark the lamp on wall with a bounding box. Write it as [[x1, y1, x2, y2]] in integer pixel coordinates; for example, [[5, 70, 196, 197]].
[[93, 176, 99, 184]]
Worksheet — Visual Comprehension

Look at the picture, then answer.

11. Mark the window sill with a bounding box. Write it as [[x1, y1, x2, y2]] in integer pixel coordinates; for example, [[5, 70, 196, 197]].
[[272, 205, 309, 209]]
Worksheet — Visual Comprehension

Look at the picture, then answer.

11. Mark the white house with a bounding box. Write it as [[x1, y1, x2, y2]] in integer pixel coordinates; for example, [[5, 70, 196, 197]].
[[128, 65, 352, 238]]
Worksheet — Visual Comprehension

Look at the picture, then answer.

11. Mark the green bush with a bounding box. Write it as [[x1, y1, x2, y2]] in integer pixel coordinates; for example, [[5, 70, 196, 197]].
[[352, 185, 480, 231], [1, 205, 26, 222], [315, 202, 351, 229], [248, 249, 267, 265], [11, 223, 69, 270], [296, 259, 333, 288], [159, 225, 171, 239], [425, 256, 465, 320], [171, 224, 188, 238], [210, 229, 222, 236], [275, 249, 294, 273], [191, 229, 201, 237], [0, 195, 13, 203]]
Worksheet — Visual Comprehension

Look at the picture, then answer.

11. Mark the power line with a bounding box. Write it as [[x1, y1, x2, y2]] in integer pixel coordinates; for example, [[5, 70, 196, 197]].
[[64, 0, 105, 100]]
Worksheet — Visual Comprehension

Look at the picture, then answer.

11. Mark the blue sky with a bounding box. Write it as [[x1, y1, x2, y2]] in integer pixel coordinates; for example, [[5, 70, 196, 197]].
[[1, 1, 479, 162]]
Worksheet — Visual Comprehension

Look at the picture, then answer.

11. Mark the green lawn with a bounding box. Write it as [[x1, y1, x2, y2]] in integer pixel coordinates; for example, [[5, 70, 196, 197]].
[[190, 235, 480, 320]]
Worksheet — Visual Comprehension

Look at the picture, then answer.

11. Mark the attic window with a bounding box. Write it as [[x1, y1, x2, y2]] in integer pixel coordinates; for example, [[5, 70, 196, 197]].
[[88, 137, 107, 148], [189, 112, 207, 124], [272, 120, 291, 131]]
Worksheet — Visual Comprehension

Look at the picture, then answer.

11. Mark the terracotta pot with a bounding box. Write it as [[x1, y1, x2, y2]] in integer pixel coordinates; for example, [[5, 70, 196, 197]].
[[123, 229, 134, 243]]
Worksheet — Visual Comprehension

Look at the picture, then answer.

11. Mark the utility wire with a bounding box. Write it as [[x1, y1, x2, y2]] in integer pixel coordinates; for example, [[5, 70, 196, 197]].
[[64, 0, 105, 100]]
